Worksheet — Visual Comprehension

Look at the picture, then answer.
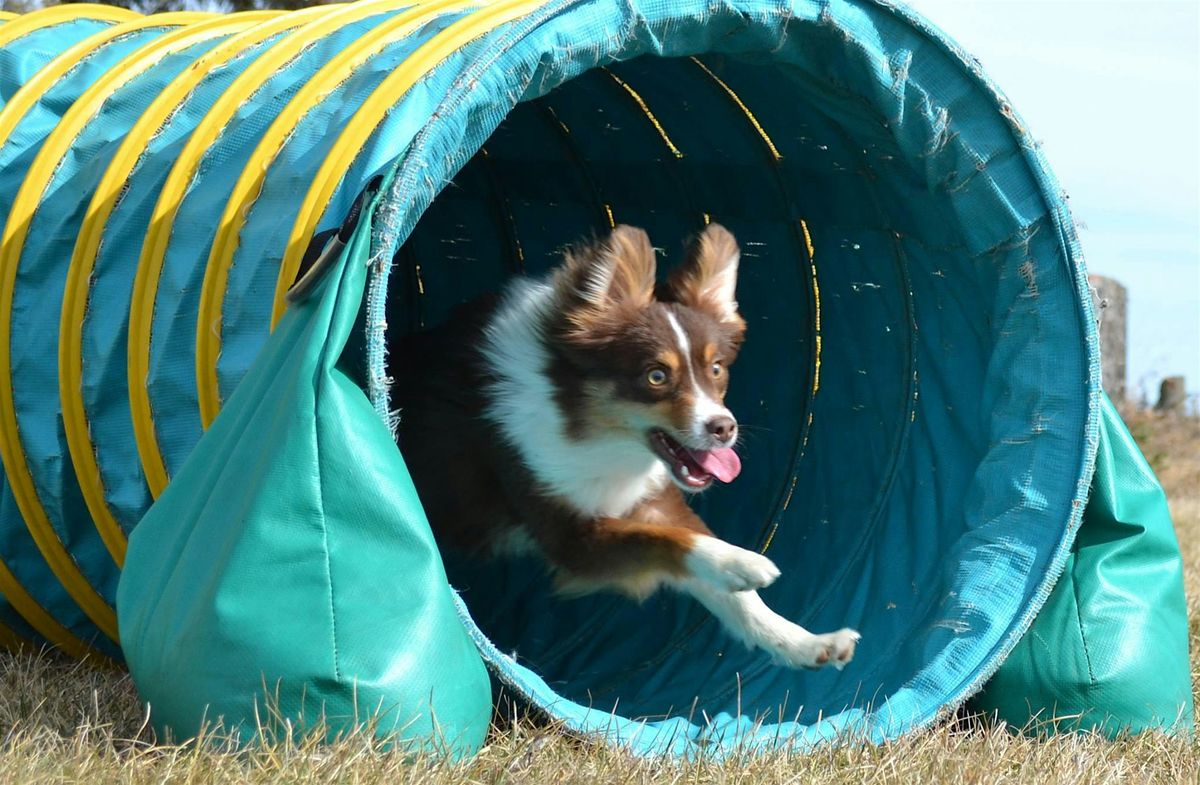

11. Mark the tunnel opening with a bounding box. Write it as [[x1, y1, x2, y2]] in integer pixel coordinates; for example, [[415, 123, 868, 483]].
[[381, 50, 1049, 730]]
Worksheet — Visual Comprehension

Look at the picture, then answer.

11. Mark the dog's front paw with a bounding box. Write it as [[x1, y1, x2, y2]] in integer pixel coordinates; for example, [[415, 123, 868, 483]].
[[772, 627, 861, 671], [685, 537, 781, 592]]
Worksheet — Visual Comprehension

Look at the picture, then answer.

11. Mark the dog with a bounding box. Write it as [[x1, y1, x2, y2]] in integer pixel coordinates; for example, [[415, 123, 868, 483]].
[[392, 223, 859, 670]]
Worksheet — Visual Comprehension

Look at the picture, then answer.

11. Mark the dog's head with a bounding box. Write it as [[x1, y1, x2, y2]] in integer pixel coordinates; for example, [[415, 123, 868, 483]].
[[547, 223, 747, 493]]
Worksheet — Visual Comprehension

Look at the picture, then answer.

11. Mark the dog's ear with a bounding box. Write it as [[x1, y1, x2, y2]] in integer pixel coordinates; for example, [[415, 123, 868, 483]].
[[662, 223, 744, 330], [555, 225, 657, 332]]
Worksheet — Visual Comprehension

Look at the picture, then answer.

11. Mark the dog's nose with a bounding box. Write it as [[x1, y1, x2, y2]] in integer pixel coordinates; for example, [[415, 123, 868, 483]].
[[706, 416, 737, 444]]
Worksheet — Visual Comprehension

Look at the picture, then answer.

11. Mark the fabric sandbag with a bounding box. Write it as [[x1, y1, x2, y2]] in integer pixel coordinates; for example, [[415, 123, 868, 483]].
[[971, 394, 1193, 734], [116, 181, 492, 754]]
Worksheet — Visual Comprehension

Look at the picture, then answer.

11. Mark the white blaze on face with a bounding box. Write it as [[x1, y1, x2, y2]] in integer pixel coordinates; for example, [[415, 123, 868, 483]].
[[665, 311, 734, 448]]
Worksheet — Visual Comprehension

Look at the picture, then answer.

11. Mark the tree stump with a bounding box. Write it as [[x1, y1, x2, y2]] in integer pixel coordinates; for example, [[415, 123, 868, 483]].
[[1156, 376, 1187, 414], [1089, 275, 1127, 402]]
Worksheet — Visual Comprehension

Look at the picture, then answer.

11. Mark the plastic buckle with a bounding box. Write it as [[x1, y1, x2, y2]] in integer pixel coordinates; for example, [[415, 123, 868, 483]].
[[285, 174, 384, 305]]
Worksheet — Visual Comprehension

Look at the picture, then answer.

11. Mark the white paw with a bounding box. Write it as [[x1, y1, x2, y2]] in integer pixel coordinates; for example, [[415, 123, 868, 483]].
[[770, 627, 861, 671], [685, 537, 781, 592]]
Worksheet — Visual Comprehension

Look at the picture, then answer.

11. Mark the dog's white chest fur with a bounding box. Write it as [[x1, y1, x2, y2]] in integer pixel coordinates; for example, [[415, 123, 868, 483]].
[[480, 279, 668, 518]]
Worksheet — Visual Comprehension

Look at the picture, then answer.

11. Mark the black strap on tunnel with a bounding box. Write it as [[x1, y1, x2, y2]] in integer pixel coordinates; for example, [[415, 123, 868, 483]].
[[286, 174, 384, 305]]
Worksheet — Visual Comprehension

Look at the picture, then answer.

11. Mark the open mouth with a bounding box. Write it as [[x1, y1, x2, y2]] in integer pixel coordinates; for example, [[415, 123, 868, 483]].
[[648, 429, 742, 491]]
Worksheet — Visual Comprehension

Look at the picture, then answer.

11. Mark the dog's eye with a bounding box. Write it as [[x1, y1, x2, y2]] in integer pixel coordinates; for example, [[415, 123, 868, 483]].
[[711, 361, 724, 378], [646, 368, 668, 386]]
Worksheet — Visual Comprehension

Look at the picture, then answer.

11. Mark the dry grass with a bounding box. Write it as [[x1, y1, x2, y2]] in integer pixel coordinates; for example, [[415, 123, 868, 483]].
[[1, 412, 1197, 784]]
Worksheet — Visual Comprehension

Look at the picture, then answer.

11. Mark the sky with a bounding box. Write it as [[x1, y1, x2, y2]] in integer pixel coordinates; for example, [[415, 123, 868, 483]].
[[904, 0, 1200, 403]]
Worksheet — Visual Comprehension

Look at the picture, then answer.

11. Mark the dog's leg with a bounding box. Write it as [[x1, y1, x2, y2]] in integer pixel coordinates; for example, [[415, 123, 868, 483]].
[[682, 534, 781, 592], [541, 518, 779, 599], [678, 578, 860, 670], [543, 517, 858, 669]]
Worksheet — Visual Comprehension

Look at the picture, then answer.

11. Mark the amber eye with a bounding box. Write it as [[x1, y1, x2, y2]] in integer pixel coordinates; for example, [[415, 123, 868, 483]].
[[647, 368, 668, 386], [711, 361, 724, 378]]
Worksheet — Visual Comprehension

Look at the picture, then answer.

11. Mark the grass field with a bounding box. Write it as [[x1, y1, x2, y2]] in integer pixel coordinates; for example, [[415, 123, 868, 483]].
[[0, 410, 1196, 784]]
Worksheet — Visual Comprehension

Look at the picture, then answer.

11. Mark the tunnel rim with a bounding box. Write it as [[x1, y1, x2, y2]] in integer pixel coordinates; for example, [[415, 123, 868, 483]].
[[347, 0, 1104, 754]]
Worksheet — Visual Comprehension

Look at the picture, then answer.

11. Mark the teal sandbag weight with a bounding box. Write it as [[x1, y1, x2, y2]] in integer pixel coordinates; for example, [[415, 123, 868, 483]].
[[115, 182, 492, 754], [970, 393, 1194, 733]]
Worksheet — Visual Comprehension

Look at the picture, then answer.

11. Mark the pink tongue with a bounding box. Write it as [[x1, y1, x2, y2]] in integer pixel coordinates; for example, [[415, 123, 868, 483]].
[[692, 447, 742, 483]]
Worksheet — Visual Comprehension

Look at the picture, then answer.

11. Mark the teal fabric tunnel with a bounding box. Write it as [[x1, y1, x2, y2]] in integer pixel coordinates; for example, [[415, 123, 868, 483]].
[[0, 0, 1190, 757]]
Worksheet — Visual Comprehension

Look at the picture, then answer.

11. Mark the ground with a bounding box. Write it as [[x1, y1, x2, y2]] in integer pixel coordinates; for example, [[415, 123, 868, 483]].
[[0, 410, 1197, 784]]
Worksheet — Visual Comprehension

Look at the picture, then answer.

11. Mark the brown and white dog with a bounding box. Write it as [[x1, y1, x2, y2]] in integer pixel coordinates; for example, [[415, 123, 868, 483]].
[[392, 223, 859, 670]]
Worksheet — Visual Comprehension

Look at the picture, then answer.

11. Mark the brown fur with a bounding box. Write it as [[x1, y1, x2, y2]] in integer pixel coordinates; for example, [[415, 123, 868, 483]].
[[555, 225, 657, 346], [392, 225, 862, 670], [392, 224, 744, 594], [663, 223, 747, 333], [550, 492, 713, 599]]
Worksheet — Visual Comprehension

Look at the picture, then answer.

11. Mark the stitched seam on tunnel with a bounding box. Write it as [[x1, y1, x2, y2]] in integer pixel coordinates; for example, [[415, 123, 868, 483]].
[[538, 103, 615, 229], [475, 147, 526, 274], [314, 284, 343, 686], [601, 68, 707, 227]]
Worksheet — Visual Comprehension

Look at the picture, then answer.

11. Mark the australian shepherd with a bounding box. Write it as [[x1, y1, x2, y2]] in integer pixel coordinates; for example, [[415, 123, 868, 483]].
[[392, 223, 859, 670]]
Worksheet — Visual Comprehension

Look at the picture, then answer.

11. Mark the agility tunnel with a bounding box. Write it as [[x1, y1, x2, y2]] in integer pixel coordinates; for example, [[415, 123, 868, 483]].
[[0, 0, 1191, 757]]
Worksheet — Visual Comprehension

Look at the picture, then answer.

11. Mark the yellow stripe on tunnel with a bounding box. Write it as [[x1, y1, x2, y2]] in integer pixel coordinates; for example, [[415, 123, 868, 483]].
[[129, 0, 467, 497], [0, 15, 208, 183], [0, 555, 115, 663], [0, 12, 210, 658], [262, 0, 546, 341], [0, 12, 271, 646], [194, 0, 486, 430], [61, 7, 334, 570]]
